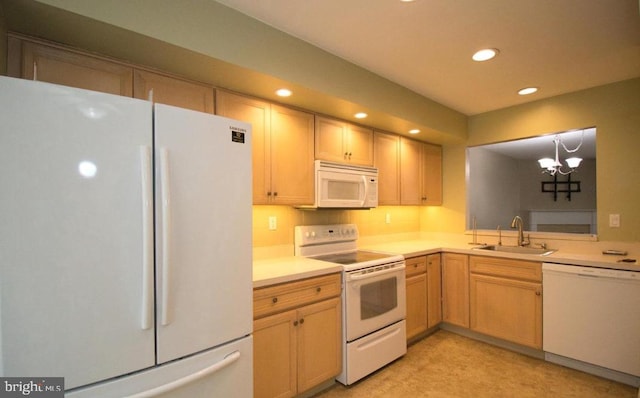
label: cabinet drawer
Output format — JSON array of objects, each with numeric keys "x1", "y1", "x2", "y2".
[
  {"x1": 254, "y1": 273, "x2": 341, "y2": 319},
  {"x1": 405, "y1": 256, "x2": 427, "y2": 277},
  {"x1": 469, "y1": 256, "x2": 541, "y2": 282}
]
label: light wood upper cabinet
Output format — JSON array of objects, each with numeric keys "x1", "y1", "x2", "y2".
[
  {"x1": 15, "y1": 40, "x2": 133, "y2": 96},
  {"x1": 315, "y1": 116, "x2": 374, "y2": 166},
  {"x1": 374, "y1": 131, "x2": 401, "y2": 205},
  {"x1": 469, "y1": 256, "x2": 542, "y2": 349},
  {"x1": 400, "y1": 137, "x2": 443, "y2": 205},
  {"x1": 216, "y1": 91, "x2": 314, "y2": 205},
  {"x1": 421, "y1": 143, "x2": 443, "y2": 205},
  {"x1": 133, "y1": 70, "x2": 214, "y2": 113},
  {"x1": 442, "y1": 253, "x2": 469, "y2": 328},
  {"x1": 270, "y1": 104, "x2": 315, "y2": 205}
]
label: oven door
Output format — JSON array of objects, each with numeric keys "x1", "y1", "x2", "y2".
[{"x1": 344, "y1": 262, "x2": 406, "y2": 341}]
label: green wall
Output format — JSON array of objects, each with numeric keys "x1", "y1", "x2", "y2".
[
  {"x1": 438, "y1": 79, "x2": 639, "y2": 242},
  {"x1": 4, "y1": 1, "x2": 639, "y2": 242}
]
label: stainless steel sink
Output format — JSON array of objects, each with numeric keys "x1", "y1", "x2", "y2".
[{"x1": 474, "y1": 244, "x2": 555, "y2": 256}]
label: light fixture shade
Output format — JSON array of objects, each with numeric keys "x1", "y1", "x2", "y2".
[
  {"x1": 565, "y1": 157, "x2": 582, "y2": 168},
  {"x1": 538, "y1": 158, "x2": 555, "y2": 169}
]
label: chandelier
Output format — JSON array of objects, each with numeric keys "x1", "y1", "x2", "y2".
[{"x1": 537, "y1": 132, "x2": 584, "y2": 175}]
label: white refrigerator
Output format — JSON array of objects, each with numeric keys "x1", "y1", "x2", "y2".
[{"x1": 0, "y1": 76, "x2": 253, "y2": 397}]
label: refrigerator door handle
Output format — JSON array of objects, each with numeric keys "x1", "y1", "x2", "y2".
[
  {"x1": 140, "y1": 146, "x2": 154, "y2": 330},
  {"x1": 159, "y1": 148, "x2": 172, "y2": 326},
  {"x1": 123, "y1": 351, "x2": 242, "y2": 398}
]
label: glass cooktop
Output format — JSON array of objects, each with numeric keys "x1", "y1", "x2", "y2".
[{"x1": 313, "y1": 250, "x2": 393, "y2": 265}]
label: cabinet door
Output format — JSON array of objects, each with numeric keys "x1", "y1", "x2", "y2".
[
  {"x1": 216, "y1": 91, "x2": 271, "y2": 204},
  {"x1": 442, "y1": 253, "x2": 469, "y2": 328},
  {"x1": 470, "y1": 274, "x2": 542, "y2": 348},
  {"x1": 406, "y1": 273, "x2": 428, "y2": 340},
  {"x1": 297, "y1": 298, "x2": 342, "y2": 394},
  {"x1": 400, "y1": 137, "x2": 422, "y2": 205},
  {"x1": 270, "y1": 105, "x2": 315, "y2": 205},
  {"x1": 374, "y1": 131, "x2": 401, "y2": 205},
  {"x1": 426, "y1": 254, "x2": 443, "y2": 327},
  {"x1": 253, "y1": 310, "x2": 298, "y2": 398},
  {"x1": 133, "y1": 70, "x2": 214, "y2": 113},
  {"x1": 347, "y1": 124, "x2": 374, "y2": 166},
  {"x1": 315, "y1": 116, "x2": 348, "y2": 163},
  {"x1": 421, "y1": 143, "x2": 443, "y2": 205},
  {"x1": 21, "y1": 41, "x2": 133, "y2": 96}
]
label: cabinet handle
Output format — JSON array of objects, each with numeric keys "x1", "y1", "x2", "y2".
[
  {"x1": 272, "y1": 297, "x2": 278, "y2": 304},
  {"x1": 536, "y1": 291, "x2": 541, "y2": 296},
  {"x1": 267, "y1": 192, "x2": 272, "y2": 196},
  {"x1": 293, "y1": 320, "x2": 298, "y2": 326},
  {"x1": 348, "y1": 152, "x2": 352, "y2": 159},
  {"x1": 316, "y1": 287, "x2": 321, "y2": 293},
  {"x1": 414, "y1": 264, "x2": 418, "y2": 268},
  {"x1": 273, "y1": 192, "x2": 278, "y2": 197},
  {"x1": 299, "y1": 318, "x2": 304, "y2": 325}
]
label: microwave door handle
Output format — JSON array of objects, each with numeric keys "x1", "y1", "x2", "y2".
[{"x1": 361, "y1": 175, "x2": 368, "y2": 206}]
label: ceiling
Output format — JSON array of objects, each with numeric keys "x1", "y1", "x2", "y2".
[
  {"x1": 214, "y1": 0, "x2": 640, "y2": 116},
  {"x1": 478, "y1": 128, "x2": 596, "y2": 160}
]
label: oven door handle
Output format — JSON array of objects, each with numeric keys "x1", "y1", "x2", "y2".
[{"x1": 348, "y1": 265, "x2": 404, "y2": 281}]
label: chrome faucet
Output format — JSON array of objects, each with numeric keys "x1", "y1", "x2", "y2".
[{"x1": 510, "y1": 216, "x2": 528, "y2": 246}]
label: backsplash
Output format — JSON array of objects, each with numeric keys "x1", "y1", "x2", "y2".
[{"x1": 252, "y1": 205, "x2": 422, "y2": 248}]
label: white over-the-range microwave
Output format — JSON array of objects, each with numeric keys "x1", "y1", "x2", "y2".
[{"x1": 298, "y1": 160, "x2": 378, "y2": 209}]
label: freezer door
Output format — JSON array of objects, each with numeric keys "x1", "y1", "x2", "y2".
[
  {"x1": 154, "y1": 104, "x2": 253, "y2": 363},
  {"x1": 0, "y1": 77, "x2": 155, "y2": 388},
  {"x1": 66, "y1": 336, "x2": 253, "y2": 398}
]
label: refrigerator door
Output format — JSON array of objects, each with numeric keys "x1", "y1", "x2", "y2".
[
  {"x1": 0, "y1": 77, "x2": 155, "y2": 388},
  {"x1": 153, "y1": 104, "x2": 252, "y2": 363},
  {"x1": 67, "y1": 335, "x2": 253, "y2": 398}
]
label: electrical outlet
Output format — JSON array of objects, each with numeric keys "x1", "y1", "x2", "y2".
[
  {"x1": 609, "y1": 214, "x2": 620, "y2": 228},
  {"x1": 268, "y1": 216, "x2": 277, "y2": 231},
  {"x1": 385, "y1": 213, "x2": 391, "y2": 224}
]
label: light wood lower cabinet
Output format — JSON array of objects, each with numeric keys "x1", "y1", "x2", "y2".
[
  {"x1": 405, "y1": 254, "x2": 442, "y2": 341},
  {"x1": 426, "y1": 254, "x2": 443, "y2": 327},
  {"x1": 405, "y1": 256, "x2": 428, "y2": 340},
  {"x1": 469, "y1": 256, "x2": 542, "y2": 349},
  {"x1": 253, "y1": 274, "x2": 342, "y2": 398},
  {"x1": 442, "y1": 253, "x2": 469, "y2": 328}
]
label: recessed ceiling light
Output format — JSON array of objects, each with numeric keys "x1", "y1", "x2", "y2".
[
  {"x1": 472, "y1": 48, "x2": 499, "y2": 62},
  {"x1": 409, "y1": 129, "x2": 420, "y2": 134},
  {"x1": 518, "y1": 87, "x2": 538, "y2": 96},
  {"x1": 275, "y1": 88, "x2": 292, "y2": 97},
  {"x1": 354, "y1": 112, "x2": 368, "y2": 119}
]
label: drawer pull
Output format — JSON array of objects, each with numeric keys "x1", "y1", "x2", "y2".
[
  {"x1": 316, "y1": 287, "x2": 322, "y2": 293},
  {"x1": 272, "y1": 297, "x2": 278, "y2": 304}
]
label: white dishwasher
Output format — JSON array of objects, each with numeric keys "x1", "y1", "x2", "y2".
[{"x1": 542, "y1": 262, "x2": 640, "y2": 386}]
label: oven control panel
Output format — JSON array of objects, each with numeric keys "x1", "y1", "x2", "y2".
[{"x1": 295, "y1": 224, "x2": 359, "y2": 246}]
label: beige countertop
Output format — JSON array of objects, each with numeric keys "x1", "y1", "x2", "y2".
[
  {"x1": 253, "y1": 235, "x2": 639, "y2": 288},
  {"x1": 253, "y1": 256, "x2": 343, "y2": 288}
]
